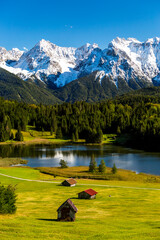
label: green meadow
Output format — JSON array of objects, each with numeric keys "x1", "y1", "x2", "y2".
[
  {"x1": 0, "y1": 167, "x2": 160, "y2": 240},
  {"x1": 0, "y1": 125, "x2": 116, "y2": 146}
]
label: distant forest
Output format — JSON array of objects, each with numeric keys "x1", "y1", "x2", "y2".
[{"x1": 0, "y1": 94, "x2": 160, "y2": 151}]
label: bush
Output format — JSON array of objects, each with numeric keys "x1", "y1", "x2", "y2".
[
  {"x1": 59, "y1": 159, "x2": 68, "y2": 168},
  {"x1": 0, "y1": 184, "x2": 17, "y2": 214}
]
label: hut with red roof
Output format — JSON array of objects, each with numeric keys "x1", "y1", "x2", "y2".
[
  {"x1": 78, "y1": 189, "x2": 98, "y2": 199},
  {"x1": 57, "y1": 199, "x2": 78, "y2": 221}
]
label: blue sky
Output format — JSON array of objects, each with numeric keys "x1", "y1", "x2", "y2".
[{"x1": 0, "y1": 0, "x2": 160, "y2": 50}]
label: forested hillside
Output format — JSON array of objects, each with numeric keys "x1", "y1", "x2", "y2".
[
  {"x1": 0, "y1": 95, "x2": 160, "y2": 150},
  {"x1": 0, "y1": 68, "x2": 62, "y2": 104}
]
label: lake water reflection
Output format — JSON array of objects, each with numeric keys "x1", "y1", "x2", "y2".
[{"x1": 0, "y1": 144, "x2": 160, "y2": 175}]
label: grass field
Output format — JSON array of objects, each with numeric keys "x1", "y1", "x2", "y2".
[
  {"x1": 1, "y1": 126, "x2": 71, "y2": 145},
  {"x1": 37, "y1": 166, "x2": 160, "y2": 183},
  {"x1": 0, "y1": 125, "x2": 116, "y2": 145},
  {"x1": 0, "y1": 167, "x2": 160, "y2": 240},
  {"x1": 0, "y1": 158, "x2": 27, "y2": 167}
]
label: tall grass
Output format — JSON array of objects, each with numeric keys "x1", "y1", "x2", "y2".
[{"x1": 0, "y1": 167, "x2": 160, "y2": 239}]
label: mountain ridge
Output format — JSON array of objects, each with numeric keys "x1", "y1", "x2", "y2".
[
  {"x1": 1, "y1": 37, "x2": 160, "y2": 88},
  {"x1": 1, "y1": 37, "x2": 160, "y2": 102}
]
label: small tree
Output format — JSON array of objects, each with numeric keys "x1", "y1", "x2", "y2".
[
  {"x1": 75, "y1": 129, "x2": 79, "y2": 141},
  {"x1": 15, "y1": 128, "x2": 23, "y2": 141},
  {"x1": 89, "y1": 155, "x2": 97, "y2": 172},
  {"x1": 117, "y1": 126, "x2": 121, "y2": 135},
  {"x1": 10, "y1": 131, "x2": 14, "y2": 140},
  {"x1": 99, "y1": 160, "x2": 106, "y2": 173},
  {"x1": 59, "y1": 159, "x2": 68, "y2": 168},
  {"x1": 50, "y1": 127, "x2": 53, "y2": 136},
  {"x1": 42, "y1": 128, "x2": 44, "y2": 136},
  {"x1": 112, "y1": 163, "x2": 117, "y2": 174},
  {"x1": 72, "y1": 133, "x2": 75, "y2": 142},
  {"x1": 56, "y1": 127, "x2": 62, "y2": 139},
  {"x1": 0, "y1": 184, "x2": 17, "y2": 214}
]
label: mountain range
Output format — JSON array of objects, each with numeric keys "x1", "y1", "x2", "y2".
[{"x1": 1, "y1": 37, "x2": 160, "y2": 103}]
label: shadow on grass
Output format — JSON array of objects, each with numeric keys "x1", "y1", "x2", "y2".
[{"x1": 37, "y1": 218, "x2": 57, "y2": 222}]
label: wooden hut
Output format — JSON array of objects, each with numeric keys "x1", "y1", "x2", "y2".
[
  {"x1": 61, "y1": 178, "x2": 77, "y2": 187},
  {"x1": 57, "y1": 199, "x2": 78, "y2": 221},
  {"x1": 78, "y1": 189, "x2": 98, "y2": 199}
]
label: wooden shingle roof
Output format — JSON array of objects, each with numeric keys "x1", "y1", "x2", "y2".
[
  {"x1": 57, "y1": 199, "x2": 78, "y2": 212},
  {"x1": 63, "y1": 178, "x2": 77, "y2": 185}
]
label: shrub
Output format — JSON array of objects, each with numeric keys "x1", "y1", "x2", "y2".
[{"x1": 0, "y1": 184, "x2": 17, "y2": 214}]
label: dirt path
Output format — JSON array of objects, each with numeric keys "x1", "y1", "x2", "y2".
[{"x1": 1, "y1": 172, "x2": 160, "y2": 191}]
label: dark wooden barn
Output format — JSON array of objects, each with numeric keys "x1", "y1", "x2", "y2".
[
  {"x1": 57, "y1": 199, "x2": 78, "y2": 221},
  {"x1": 78, "y1": 189, "x2": 98, "y2": 199},
  {"x1": 61, "y1": 178, "x2": 77, "y2": 187}
]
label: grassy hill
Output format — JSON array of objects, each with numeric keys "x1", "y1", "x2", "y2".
[{"x1": 0, "y1": 167, "x2": 160, "y2": 240}]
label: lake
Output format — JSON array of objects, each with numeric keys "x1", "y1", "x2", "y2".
[{"x1": 1, "y1": 144, "x2": 160, "y2": 175}]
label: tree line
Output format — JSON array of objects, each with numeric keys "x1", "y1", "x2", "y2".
[{"x1": 0, "y1": 95, "x2": 160, "y2": 150}]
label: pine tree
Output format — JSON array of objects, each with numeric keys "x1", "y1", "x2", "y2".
[
  {"x1": 56, "y1": 127, "x2": 62, "y2": 139},
  {"x1": 42, "y1": 128, "x2": 44, "y2": 136},
  {"x1": 75, "y1": 129, "x2": 79, "y2": 141},
  {"x1": 15, "y1": 128, "x2": 23, "y2": 141},
  {"x1": 10, "y1": 131, "x2": 14, "y2": 140},
  {"x1": 99, "y1": 160, "x2": 106, "y2": 173},
  {"x1": 117, "y1": 126, "x2": 121, "y2": 135},
  {"x1": 0, "y1": 184, "x2": 17, "y2": 214},
  {"x1": 0, "y1": 124, "x2": 6, "y2": 142},
  {"x1": 50, "y1": 127, "x2": 53, "y2": 136},
  {"x1": 112, "y1": 163, "x2": 117, "y2": 174},
  {"x1": 89, "y1": 155, "x2": 97, "y2": 172},
  {"x1": 72, "y1": 133, "x2": 75, "y2": 142},
  {"x1": 97, "y1": 128, "x2": 103, "y2": 143}
]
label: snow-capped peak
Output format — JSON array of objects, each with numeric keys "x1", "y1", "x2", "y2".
[
  {"x1": 145, "y1": 37, "x2": 160, "y2": 45},
  {"x1": 76, "y1": 42, "x2": 99, "y2": 61},
  {"x1": 110, "y1": 37, "x2": 142, "y2": 50},
  {"x1": 77, "y1": 42, "x2": 99, "y2": 52},
  {"x1": 35, "y1": 39, "x2": 56, "y2": 52},
  {"x1": 1, "y1": 37, "x2": 160, "y2": 89},
  {"x1": 0, "y1": 46, "x2": 23, "y2": 62}
]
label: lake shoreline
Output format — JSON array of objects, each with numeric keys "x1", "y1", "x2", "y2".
[
  {"x1": 0, "y1": 142, "x2": 160, "y2": 176},
  {"x1": 1, "y1": 134, "x2": 160, "y2": 153}
]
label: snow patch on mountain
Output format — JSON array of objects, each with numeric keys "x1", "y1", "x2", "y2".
[{"x1": 95, "y1": 71, "x2": 106, "y2": 84}]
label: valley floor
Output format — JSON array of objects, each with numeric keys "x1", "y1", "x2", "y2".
[{"x1": 0, "y1": 167, "x2": 160, "y2": 240}]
